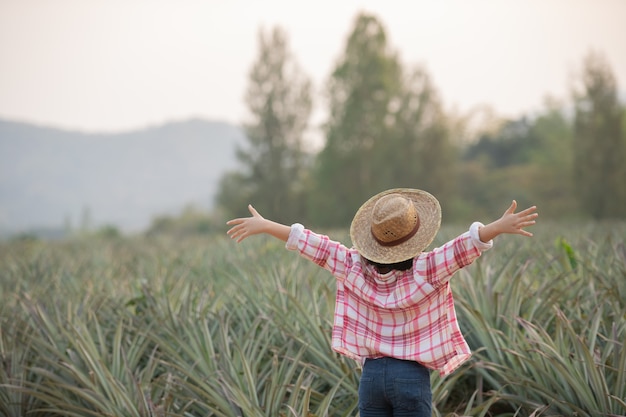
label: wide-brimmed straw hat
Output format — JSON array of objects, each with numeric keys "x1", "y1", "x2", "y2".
[{"x1": 350, "y1": 188, "x2": 441, "y2": 264}]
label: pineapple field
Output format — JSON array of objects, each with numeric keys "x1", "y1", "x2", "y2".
[{"x1": 1, "y1": 222, "x2": 625, "y2": 416}]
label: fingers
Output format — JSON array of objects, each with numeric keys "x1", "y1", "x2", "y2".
[
  {"x1": 516, "y1": 221, "x2": 536, "y2": 233},
  {"x1": 233, "y1": 231, "x2": 248, "y2": 243},
  {"x1": 226, "y1": 223, "x2": 248, "y2": 242},
  {"x1": 225, "y1": 223, "x2": 239, "y2": 237},
  {"x1": 512, "y1": 210, "x2": 538, "y2": 237},
  {"x1": 226, "y1": 204, "x2": 262, "y2": 243},
  {"x1": 507, "y1": 200, "x2": 537, "y2": 217},
  {"x1": 517, "y1": 211, "x2": 538, "y2": 230},
  {"x1": 226, "y1": 218, "x2": 246, "y2": 235},
  {"x1": 518, "y1": 205, "x2": 538, "y2": 216},
  {"x1": 510, "y1": 203, "x2": 538, "y2": 227},
  {"x1": 506, "y1": 200, "x2": 518, "y2": 214},
  {"x1": 518, "y1": 211, "x2": 538, "y2": 222}
]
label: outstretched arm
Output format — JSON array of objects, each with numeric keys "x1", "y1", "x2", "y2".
[
  {"x1": 226, "y1": 204, "x2": 291, "y2": 243},
  {"x1": 478, "y1": 200, "x2": 538, "y2": 243}
]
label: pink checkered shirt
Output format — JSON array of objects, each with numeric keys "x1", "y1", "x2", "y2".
[{"x1": 286, "y1": 222, "x2": 492, "y2": 376}]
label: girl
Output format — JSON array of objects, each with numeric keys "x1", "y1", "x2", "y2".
[{"x1": 227, "y1": 188, "x2": 538, "y2": 417}]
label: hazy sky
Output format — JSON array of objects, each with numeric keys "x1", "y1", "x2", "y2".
[{"x1": 1, "y1": 0, "x2": 625, "y2": 133}]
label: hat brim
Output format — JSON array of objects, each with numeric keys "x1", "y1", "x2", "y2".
[{"x1": 350, "y1": 188, "x2": 441, "y2": 264}]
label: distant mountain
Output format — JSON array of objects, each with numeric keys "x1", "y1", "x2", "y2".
[{"x1": 0, "y1": 118, "x2": 246, "y2": 235}]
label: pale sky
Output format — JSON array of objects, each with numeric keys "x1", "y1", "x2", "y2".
[{"x1": 1, "y1": 0, "x2": 625, "y2": 133}]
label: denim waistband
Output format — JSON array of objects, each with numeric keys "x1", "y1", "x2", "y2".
[{"x1": 363, "y1": 356, "x2": 427, "y2": 369}]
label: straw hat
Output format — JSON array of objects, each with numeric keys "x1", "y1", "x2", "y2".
[{"x1": 350, "y1": 188, "x2": 441, "y2": 264}]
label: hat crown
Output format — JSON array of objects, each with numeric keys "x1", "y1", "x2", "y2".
[
  {"x1": 350, "y1": 188, "x2": 441, "y2": 264},
  {"x1": 370, "y1": 194, "x2": 420, "y2": 245}
]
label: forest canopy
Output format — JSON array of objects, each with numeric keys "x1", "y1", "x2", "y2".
[{"x1": 216, "y1": 13, "x2": 626, "y2": 228}]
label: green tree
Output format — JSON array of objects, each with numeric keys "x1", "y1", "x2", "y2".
[
  {"x1": 458, "y1": 117, "x2": 537, "y2": 220},
  {"x1": 572, "y1": 51, "x2": 626, "y2": 218},
  {"x1": 310, "y1": 13, "x2": 455, "y2": 227},
  {"x1": 310, "y1": 13, "x2": 402, "y2": 227},
  {"x1": 217, "y1": 26, "x2": 312, "y2": 224},
  {"x1": 387, "y1": 67, "x2": 457, "y2": 219},
  {"x1": 527, "y1": 100, "x2": 576, "y2": 217},
  {"x1": 459, "y1": 105, "x2": 577, "y2": 220},
  {"x1": 464, "y1": 118, "x2": 539, "y2": 168}
]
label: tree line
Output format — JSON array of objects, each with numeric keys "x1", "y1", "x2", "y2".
[{"x1": 216, "y1": 12, "x2": 626, "y2": 228}]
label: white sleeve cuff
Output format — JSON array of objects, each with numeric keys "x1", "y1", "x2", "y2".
[
  {"x1": 285, "y1": 223, "x2": 305, "y2": 250},
  {"x1": 469, "y1": 221, "x2": 493, "y2": 251}
]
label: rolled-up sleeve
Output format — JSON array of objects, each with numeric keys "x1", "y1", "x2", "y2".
[
  {"x1": 285, "y1": 224, "x2": 352, "y2": 279},
  {"x1": 286, "y1": 223, "x2": 305, "y2": 250},
  {"x1": 469, "y1": 222, "x2": 494, "y2": 251}
]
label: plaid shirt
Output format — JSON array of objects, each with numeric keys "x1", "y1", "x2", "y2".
[{"x1": 286, "y1": 222, "x2": 492, "y2": 376}]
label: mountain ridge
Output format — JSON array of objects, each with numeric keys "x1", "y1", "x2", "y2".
[{"x1": 0, "y1": 118, "x2": 246, "y2": 235}]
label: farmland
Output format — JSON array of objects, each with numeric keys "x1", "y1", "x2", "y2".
[{"x1": 1, "y1": 222, "x2": 625, "y2": 416}]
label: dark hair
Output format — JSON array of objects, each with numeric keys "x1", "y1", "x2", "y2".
[{"x1": 363, "y1": 257, "x2": 413, "y2": 274}]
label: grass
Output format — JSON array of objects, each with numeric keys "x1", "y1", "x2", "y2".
[{"x1": 0, "y1": 222, "x2": 625, "y2": 416}]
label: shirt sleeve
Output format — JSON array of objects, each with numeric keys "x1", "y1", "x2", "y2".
[
  {"x1": 286, "y1": 223, "x2": 305, "y2": 250},
  {"x1": 417, "y1": 222, "x2": 493, "y2": 288},
  {"x1": 285, "y1": 223, "x2": 351, "y2": 279},
  {"x1": 469, "y1": 221, "x2": 494, "y2": 251}
]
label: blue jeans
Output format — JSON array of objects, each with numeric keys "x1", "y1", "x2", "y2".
[{"x1": 359, "y1": 357, "x2": 432, "y2": 417}]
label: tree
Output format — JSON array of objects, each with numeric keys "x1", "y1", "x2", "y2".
[
  {"x1": 389, "y1": 67, "x2": 457, "y2": 218},
  {"x1": 464, "y1": 118, "x2": 539, "y2": 169},
  {"x1": 572, "y1": 51, "x2": 626, "y2": 218},
  {"x1": 310, "y1": 13, "x2": 402, "y2": 227},
  {"x1": 458, "y1": 117, "x2": 539, "y2": 220},
  {"x1": 216, "y1": 26, "x2": 312, "y2": 224},
  {"x1": 310, "y1": 13, "x2": 454, "y2": 227},
  {"x1": 527, "y1": 99, "x2": 576, "y2": 217}
]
